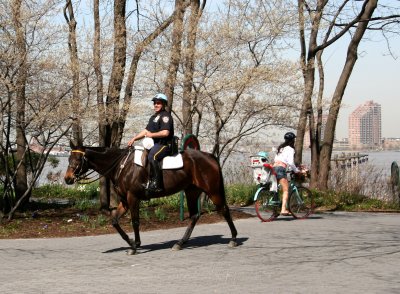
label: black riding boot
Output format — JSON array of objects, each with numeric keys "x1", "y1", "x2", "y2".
[{"x1": 147, "y1": 160, "x2": 163, "y2": 193}]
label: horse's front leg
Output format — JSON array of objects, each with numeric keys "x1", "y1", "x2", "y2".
[
  {"x1": 111, "y1": 202, "x2": 136, "y2": 255},
  {"x1": 129, "y1": 195, "x2": 141, "y2": 248}
]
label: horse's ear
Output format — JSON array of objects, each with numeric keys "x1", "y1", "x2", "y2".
[{"x1": 70, "y1": 140, "x2": 76, "y2": 150}]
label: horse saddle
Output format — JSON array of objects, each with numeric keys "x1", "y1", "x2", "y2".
[{"x1": 133, "y1": 146, "x2": 183, "y2": 169}]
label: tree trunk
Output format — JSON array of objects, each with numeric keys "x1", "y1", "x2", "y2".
[
  {"x1": 64, "y1": 0, "x2": 83, "y2": 146},
  {"x1": 12, "y1": 0, "x2": 29, "y2": 204},
  {"x1": 308, "y1": 50, "x2": 325, "y2": 187},
  {"x1": 182, "y1": 0, "x2": 203, "y2": 136},
  {"x1": 104, "y1": 0, "x2": 126, "y2": 149},
  {"x1": 294, "y1": 0, "x2": 326, "y2": 167},
  {"x1": 93, "y1": 0, "x2": 109, "y2": 211},
  {"x1": 318, "y1": 0, "x2": 378, "y2": 190},
  {"x1": 164, "y1": 0, "x2": 186, "y2": 111}
]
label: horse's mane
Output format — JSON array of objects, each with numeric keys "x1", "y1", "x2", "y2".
[{"x1": 83, "y1": 146, "x2": 129, "y2": 156}]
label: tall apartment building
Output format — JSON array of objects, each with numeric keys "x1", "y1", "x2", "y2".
[{"x1": 348, "y1": 100, "x2": 381, "y2": 149}]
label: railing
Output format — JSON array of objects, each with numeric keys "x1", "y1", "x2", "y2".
[
  {"x1": 329, "y1": 152, "x2": 369, "y2": 191},
  {"x1": 331, "y1": 152, "x2": 368, "y2": 169}
]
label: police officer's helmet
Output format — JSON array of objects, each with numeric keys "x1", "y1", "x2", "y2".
[
  {"x1": 152, "y1": 93, "x2": 168, "y2": 104},
  {"x1": 284, "y1": 132, "x2": 296, "y2": 141}
]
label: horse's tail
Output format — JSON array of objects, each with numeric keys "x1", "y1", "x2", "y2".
[{"x1": 211, "y1": 154, "x2": 227, "y2": 203}]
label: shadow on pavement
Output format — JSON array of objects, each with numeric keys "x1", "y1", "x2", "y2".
[{"x1": 102, "y1": 235, "x2": 248, "y2": 254}]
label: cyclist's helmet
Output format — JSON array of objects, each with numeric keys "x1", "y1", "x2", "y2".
[
  {"x1": 152, "y1": 93, "x2": 168, "y2": 104},
  {"x1": 257, "y1": 151, "x2": 269, "y2": 162},
  {"x1": 284, "y1": 132, "x2": 296, "y2": 141}
]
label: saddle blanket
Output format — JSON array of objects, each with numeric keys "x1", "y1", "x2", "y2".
[{"x1": 134, "y1": 147, "x2": 183, "y2": 169}]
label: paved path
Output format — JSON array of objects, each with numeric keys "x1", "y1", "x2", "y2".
[{"x1": 0, "y1": 211, "x2": 399, "y2": 293}]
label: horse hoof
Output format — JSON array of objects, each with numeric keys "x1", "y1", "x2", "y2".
[
  {"x1": 126, "y1": 248, "x2": 136, "y2": 255},
  {"x1": 172, "y1": 243, "x2": 182, "y2": 251},
  {"x1": 228, "y1": 240, "x2": 237, "y2": 248}
]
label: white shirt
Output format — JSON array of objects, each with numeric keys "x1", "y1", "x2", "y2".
[{"x1": 274, "y1": 146, "x2": 299, "y2": 172}]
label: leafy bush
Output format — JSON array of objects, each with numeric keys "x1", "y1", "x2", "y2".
[
  {"x1": 74, "y1": 199, "x2": 97, "y2": 210},
  {"x1": 32, "y1": 183, "x2": 99, "y2": 200},
  {"x1": 311, "y1": 189, "x2": 398, "y2": 211},
  {"x1": 225, "y1": 184, "x2": 257, "y2": 206},
  {"x1": 154, "y1": 206, "x2": 167, "y2": 221},
  {"x1": 145, "y1": 193, "x2": 181, "y2": 209}
]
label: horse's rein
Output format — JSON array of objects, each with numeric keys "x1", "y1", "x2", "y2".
[
  {"x1": 115, "y1": 147, "x2": 133, "y2": 180},
  {"x1": 71, "y1": 148, "x2": 132, "y2": 184}
]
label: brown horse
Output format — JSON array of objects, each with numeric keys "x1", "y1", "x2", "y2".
[{"x1": 64, "y1": 144, "x2": 238, "y2": 254}]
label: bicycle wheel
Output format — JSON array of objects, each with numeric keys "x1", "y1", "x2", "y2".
[
  {"x1": 288, "y1": 186, "x2": 314, "y2": 219},
  {"x1": 254, "y1": 187, "x2": 280, "y2": 222}
]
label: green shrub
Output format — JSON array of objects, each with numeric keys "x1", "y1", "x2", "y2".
[
  {"x1": 146, "y1": 193, "x2": 181, "y2": 210},
  {"x1": 154, "y1": 206, "x2": 167, "y2": 221},
  {"x1": 74, "y1": 199, "x2": 97, "y2": 210},
  {"x1": 140, "y1": 207, "x2": 150, "y2": 221},
  {"x1": 95, "y1": 214, "x2": 108, "y2": 226},
  {"x1": 32, "y1": 183, "x2": 99, "y2": 200},
  {"x1": 311, "y1": 189, "x2": 399, "y2": 211},
  {"x1": 225, "y1": 184, "x2": 257, "y2": 206}
]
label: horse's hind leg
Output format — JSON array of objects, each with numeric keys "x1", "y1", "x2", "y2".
[
  {"x1": 172, "y1": 188, "x2": 201, "y2": 251},
  {"x1": 220, "y1": 203, "x2": 238, "y2": 247},
  {"x1": 111, "y1": 202, "x2": 136, "y2": 254},
  {"x1": 210, "y1": 197, "x2": 238, "y2": 248}
]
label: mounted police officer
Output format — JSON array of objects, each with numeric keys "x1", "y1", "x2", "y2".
[{"x1": 128, "y1": 93, "x2": 174, "y2": 193}]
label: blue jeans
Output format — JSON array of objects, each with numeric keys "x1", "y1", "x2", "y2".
[{"x1": 273, "y1": 166, "x2": 287, "y2": 181}]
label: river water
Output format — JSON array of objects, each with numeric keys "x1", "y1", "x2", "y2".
[{"x1": 38, "y1": 150, "x2": 400, "y2": 186}]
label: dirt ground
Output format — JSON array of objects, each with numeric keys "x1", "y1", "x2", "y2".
[{"x1": 0, "y1": 203, "x2": 253, "y2": 239}]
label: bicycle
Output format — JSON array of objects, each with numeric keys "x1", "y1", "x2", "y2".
[{"x1": 252, "y1": 163, "x2": 314, "y2": 222}]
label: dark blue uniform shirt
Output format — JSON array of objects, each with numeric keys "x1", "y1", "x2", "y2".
[{"x1": 145, "y1": 110, "x2": 174, "y2": 145}]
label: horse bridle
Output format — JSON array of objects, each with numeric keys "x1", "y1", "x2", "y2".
[
  {"x1": 69, "y1": 148, "x2": 133, "y2": 184},
  {"x1": 69, "y1": 150, "x2": 91, "y2": 182}
]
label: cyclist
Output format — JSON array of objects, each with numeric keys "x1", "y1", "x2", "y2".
[{"x1": 272, "y1": 132, "x2": 302, "y2": 216}]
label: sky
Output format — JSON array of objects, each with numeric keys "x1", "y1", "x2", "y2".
[{"x1": 318, "y1": 30, "x2": 400, "y2": 140}]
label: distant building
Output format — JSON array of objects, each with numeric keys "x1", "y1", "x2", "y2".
[{"x1": 348, "y1": 101, "x2": 381, "y2": 149}]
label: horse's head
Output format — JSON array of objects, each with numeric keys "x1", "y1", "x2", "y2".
[{"x1": 64, "y1": 144, "x2": 89, "y2": 185}]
